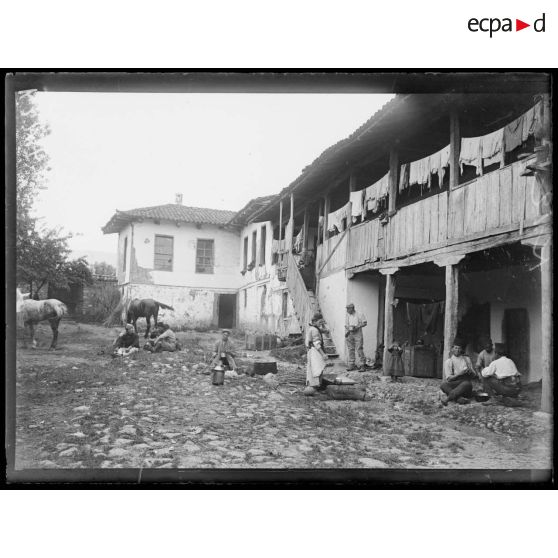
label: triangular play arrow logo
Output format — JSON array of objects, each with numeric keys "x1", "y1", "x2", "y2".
[{"x1": 516, "y1": 19, "x2": 530, "y2": 31}]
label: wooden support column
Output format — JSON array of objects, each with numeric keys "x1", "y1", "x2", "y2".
[
  {"x1": 278, "y1": 198, "x2": 283, "y2": 243},
  {"x1": 289, "y1": 192, "x2": 294, "y2": 249},
  {"x1": 523, "y1": 235, "x2": 553, "y2": 414},
  {"x1": 388, "y1": 148, "x2": 398, "y2": 214},
  {"x1": 435, "y1": 255, "x2": 465, "y2": 363},
  {"x1": 449, "y1": 111, "x2": 460, "y2": 191},
  {"x1": 302, "y1": 205, "x2": 309, "y2": 253},
  {"x1": 322, "y1": 195, "x2": 330, "y2": 245},
  {"x1": 540, "y1": 238, "x2": 553, "y2": 414},
  {"x1": 379, "y1": 267, "x2": 398, "y2": 375},
  {"x1": 348, "y1": 173, "x2": 357, "y2": 228}
]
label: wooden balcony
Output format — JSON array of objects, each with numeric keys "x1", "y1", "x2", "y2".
[{"x1": 320, "y1": 156, "x2": 547, "y2": 275}]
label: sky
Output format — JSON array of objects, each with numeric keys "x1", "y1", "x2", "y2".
[{"x1": 32, "y1": 92, "x2": 394, "y2": 265}]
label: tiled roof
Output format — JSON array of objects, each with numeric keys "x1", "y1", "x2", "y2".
[{"x1": 102, "y1": 204, "x2": 237, "y2": 234}]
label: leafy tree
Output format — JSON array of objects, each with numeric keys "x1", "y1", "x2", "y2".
[
  {"x1": 92, "y1": 261, "x2": 116, "y2": 277},
  {"x1": 15, "y1": 91, "x2": 93, "y2": 297}
]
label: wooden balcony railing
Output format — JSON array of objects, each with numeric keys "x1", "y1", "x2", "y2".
[
  {"x1": 285, "y1": 250, "x2": 317, "y2": 331},
  {"x1": 323, "y1": 156, "x2": 545, "y2": 273}
]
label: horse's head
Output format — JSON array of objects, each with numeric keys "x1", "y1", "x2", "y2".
[{"x1": 16, "y1": 288, "x2": 31, "y2": 312}]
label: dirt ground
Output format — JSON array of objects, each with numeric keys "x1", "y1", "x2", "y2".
[{"x1": 12, "y1": 321, "x2": 553, "y2": 470}]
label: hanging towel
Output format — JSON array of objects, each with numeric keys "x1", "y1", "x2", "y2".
[
  {"x1": 460, "y1": 136, "x2": 482, "y2": 174},
  {"x1": 522, "y1": 101, "x2": 543, "y2": 142},
  {"x1": 349, "y1": 189, "x2": 364, "y2": 218},
  {"x1": 294, "y1": 229, "x2": 303, "y2": 253},
  {"x1": 429, "y1": 145, "x2": 450, "y2": 184},
  {"x1": 364, "y1": 173, "x2": 389, "y2": 213},
  {"x1": 504, "y1": 112, "x2": 525, "y2": 153},
  {"x1": 409, "y1": 155, "x2": 431, "y2": 186},
  {"x1": 327, "y1": 202, "x2": 349, "y2": 233},
  {"x1": 399, "y1": 163, "x2": 410, "y2": 192},
  {"x1": 481, "y1": 128, "x2": 504, "y2": 168}
]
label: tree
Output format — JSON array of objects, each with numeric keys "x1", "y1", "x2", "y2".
[
  {"x1": 15, "y1": 91, "x2": 93, "y2": 296},
  {"x1": 92, "y1": 261, "x2": 116, "y2": 277}
]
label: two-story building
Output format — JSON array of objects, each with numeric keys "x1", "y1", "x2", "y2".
[{"x1": 102, "y1": 195, "x2": 242, "y2": 329}]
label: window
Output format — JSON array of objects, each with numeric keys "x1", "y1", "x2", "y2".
[
  {"x1": 196, "y1": 239, "x2": 214, "y2": 274},
  {"x1": 251, "y1": 230, "x2": 257, "y2": 264},
  {"x1": 282, "y1": 291, "x2": 289, "y2": 318},
  {"x1": 243, "y1": 237, "x2": 248, "y2": 270},
  {"x1": 122, "y1": 237, "x2": 128, "y2": 272},
  {"x1": 260, "y1": 226, "x2": 266, "y2": 265},
  {"x1": 154, "y1": 235, "x2": 173, "y2": 271}
]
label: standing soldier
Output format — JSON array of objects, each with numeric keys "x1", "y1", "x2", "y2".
[{"x1": 345, "y1": 303, "x2": 367, "y2": 371}]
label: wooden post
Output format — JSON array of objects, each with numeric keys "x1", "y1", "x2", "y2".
[
  {"x1": 322, "y1": 195, "x2": 330, "y2": 245},
  {"x1": 388, "y1": 148, "x2": 398, "y2": 214},
  {"x1": 380, "y1": 268, "x2": 398, "y2": 375},
  {"x1": 302, "y1": 205, "x2": 309, "y2": 254},
  {"x1": 435, "y1": 255, "x2": 465, "y2": 363},
  {"x1": 449, "y1": 111, "x2": 460, "y2": 191},
  {"x1": 348, "y1": 173, "x2": 357, "y2": 228},
  {"x1": 540, "y1": 238, "x2": 553, "y2": 414},
  {"x1": 278, "y1": 198, "x2": 283, "y2": 243},
  {"x1": 289, "y1": 192, "x2": 294, "y2": 249}
]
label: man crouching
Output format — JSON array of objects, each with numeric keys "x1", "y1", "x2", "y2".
[
  {"x1": 439, "y1": 343, "x2": 477, "y2": 406},
  {"x1": 144, "y1": 322, "x2": 178, "y2": 353},
  {"x1": 112, "y1": 323, "x2": 140, "y2": 357}
]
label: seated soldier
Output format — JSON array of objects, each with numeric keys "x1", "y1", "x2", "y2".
[
  {"x1": 481, "y1": 343, "x2": 521, "y2": 398},
  {"x1": 211, "y1": 330, "x2": 237, "y2": 370},
  {"x1": 145, "y1": 322, "x2": 177, "y2": 353},
  {"x1": 439, "y1": 343, "x2": 477, "y2": 406},
  {"x1": 113, "y1": 323, "x2": 140, "y2": 357}
]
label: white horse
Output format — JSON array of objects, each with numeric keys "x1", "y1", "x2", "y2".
[{"x1": 17, "y1": 288, "x2": 68, "y2": 349}]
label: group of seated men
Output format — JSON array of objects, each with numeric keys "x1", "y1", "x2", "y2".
[
  {"x1": 112, "y1": 322, "x2": 178, "y2": 357},
  {"x1": 112, "y1": 325, "x2": 238, "y2": 371},
  {"x1": 440, "y1": 339, "x2": 522, "y2": 406}
]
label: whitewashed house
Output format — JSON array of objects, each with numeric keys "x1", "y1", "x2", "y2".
[{"x1": 102, "y1": 195, "x2": 241, "y2": 329}]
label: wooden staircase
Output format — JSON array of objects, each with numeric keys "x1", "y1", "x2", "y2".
[{"x1": 284, "y1": 251, "x2": 340, "y2": 363}]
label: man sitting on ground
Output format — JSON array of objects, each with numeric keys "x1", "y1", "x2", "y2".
[
  {"x1": 144, "y1": 322, "x2": 178, "y2": 352},
  {"x1": 211, "y1": 329, "x2": 237, "y2": 370},
  {"x1": 439, "y1": 343, "x2": 477, "y2": 406},
  {"x1": 481, "y1": 343, "x2": 521, "y2": 400},
  {"x1": 476, "y1": 338, "x2": 496, "y2": 381},
  {"x1": 113, "y1": 323, "x2": 140, "y2": 357}
]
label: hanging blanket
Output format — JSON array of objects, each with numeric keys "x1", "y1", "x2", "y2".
[
  {"x1": 481, "y1": 128, "x2": 504, "y2": 168},
  {"x1": 399, "y1": 163, "x2": 410, "y2": 192},
  {"x1": 429, "y1": 145, "x2": 450, "y2": 184},
  {"x1": 327, "y1": 202, "x2": 350, "y2": 233},
  {"x1": 409, "y1": 155, "x2": 431, "y2": 186},
  {"x1": 460, "y1": 136, "x2": 482, "y2": 174},
  {"x1": 350, "y1": 189, "x2": 364, "y2": 220},
  {"x1": 364, "y1": 173, "x2": 389, "y2": 212}
]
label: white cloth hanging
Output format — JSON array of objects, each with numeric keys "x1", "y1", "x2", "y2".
[
  {"x1": 294, "y1": 229, "x2": 303, "y2": 253},
  {"x1": 481, "y1": 128, "x2": 504, "y2": 168},
  {"x1": 327, "y1": 202, "x2": 350, "y2": 233},
  {"x1": 429, "y1": 144, "x2": 450, "y2": 184},
  {"x1": 349, "y1": 189, "x2": 364, "y2": 218},
  {"x1": 364, "y1": 173, "x2": 389, "y2": 212},
  {"x1": 409, "y1": 155, "x2": 431, "y2": 186},
  {"x1": 460, "y1": 136, "x2": 482, "y2": 174}
]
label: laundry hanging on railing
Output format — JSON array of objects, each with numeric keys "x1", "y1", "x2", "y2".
[
  {"x1": 293, "y1": 229, "x2": 304, "y2": 253},
  {"x1": 504, "y1": 101, "x2": 543, "y2": 153},
  {"x1": 459, "y1": 136, "x2": 482, "y2": 174},
  {"x1": 409, "y1": 155, "x2": 431, "y2": 187},
  {"x1": 365, "y1": 172, "x2": 389, "y2": 212},
  {"x1": 327, "y1": 201, "x2": 350, "y2": 233},
  {"x1": 349, "y1": 189, "x2": 364, "y2": 222},
  {"x1": 480, "y1": 128, "x2": 504, "y2": 168},
  {"x1": 398, "y1": 163, "x2": 410, "y2": 192},
  {"x1": 428, "y1": 144, "x2": 450, "y2": 184}
]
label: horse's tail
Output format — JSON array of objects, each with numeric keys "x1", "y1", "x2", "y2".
[{"x1": 156, "y1": 301, "x2": 175, "y2": 311}]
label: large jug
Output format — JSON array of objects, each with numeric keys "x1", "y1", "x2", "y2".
[{"x1": 212, "y1": 365, "x2": 225, "y2": 386}]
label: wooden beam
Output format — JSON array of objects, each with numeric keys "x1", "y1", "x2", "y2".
[
  {"x1": 289, "y1": 192, "x2": 294, "y2": 249},
  {"x1": 382, "y1": 272, "x2": 396, "y2": 375},
  {"x1": 322, "y1": 195, "x2": 330, "y2": 245},
  {"x1": 388, "y1": 147, "x2": 399, "y2": 214},
  {"x1": 449, "y1": 111, "x2": 460, "y2": 191},
  {"x1": 442, "y1": 262, "x2": 459, "y2": 363},
  {"x1": 540, "y1": 237, "x2": 553, "y2": 414},
  {"x1": 278, "y1": 198, "x2": 283, "y2": 242},
  {"x1": 302, "y1": 205, "x2": 309, "y2": 253}
]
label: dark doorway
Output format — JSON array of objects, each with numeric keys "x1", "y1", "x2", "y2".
[
  {"x1": 218, "y1": 294, "x2": 236, "y2": 329},
  {"x1": 456, "y1": 302, "x2": 491, "y2": 353},
  {"x1": 503, "y1": 308, "x2": 529, "y2": 374}
]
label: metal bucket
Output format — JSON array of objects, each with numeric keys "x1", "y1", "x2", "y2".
[{"x1": 212, "y1": 366, "x2": 225, "y2": 386}]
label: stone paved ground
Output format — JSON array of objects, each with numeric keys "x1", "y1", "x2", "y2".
[{"x1": 13, "y1": 322, "x2": 552, "y2": 470}]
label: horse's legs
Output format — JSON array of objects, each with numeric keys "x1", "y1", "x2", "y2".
[
  {"x1": 28, "y1": 322, "x2": 37, "y2": 348},
  {"x1": 48, "y1": 318, "x2": 61, "y2": 350},
  {"x1": 145, "y1": 314, "x2": 151, "y2": 339}
]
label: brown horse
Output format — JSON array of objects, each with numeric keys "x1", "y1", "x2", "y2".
[{"x1": 126, "y1": 298, "x2": 175, "y2": 338}]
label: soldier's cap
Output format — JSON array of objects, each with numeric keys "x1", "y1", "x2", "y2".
[{"x1": 346, "y1": 303, "x2": 355, "y2": 308}]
